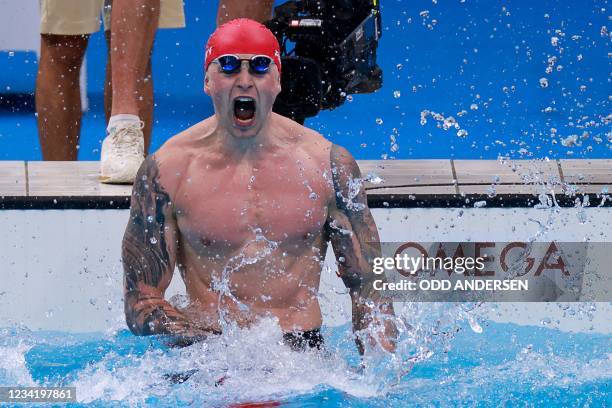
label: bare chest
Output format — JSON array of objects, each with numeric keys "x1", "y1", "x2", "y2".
[{"x1": 172, "y1": 159, "x2": 333, "y2": 248}]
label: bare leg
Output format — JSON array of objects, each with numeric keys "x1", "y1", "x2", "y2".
[
  {"x1": 36, "y1": 34, "x2": 89, "y2": 161},
  {"x1": 105, "y1": 31, "x2": 153, "y2": 152},
  {"x1": 109, "y1": 0, "x2": 158, "y2": 152},
  {"x1": 217, "y1": 0, "x2": 275, "y2": 26},
  {"x1": 104, "y1": 32, "x2": 112, "y2": 126}
]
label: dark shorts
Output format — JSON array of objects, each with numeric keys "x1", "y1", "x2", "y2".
[
  {"x1": 282, "y1": 329, "x2": 324, "y2": 352},
  {"x1": 165, "y1": 329, "x2": 325, "y2": 384}
]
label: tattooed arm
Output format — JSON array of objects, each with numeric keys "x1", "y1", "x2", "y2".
[
  {"x1": 122, "y1": 156, "x2": 212, "y2": 343},
  {"x1": 325, "y1": 144, "x2": 397, "y2": 354}
]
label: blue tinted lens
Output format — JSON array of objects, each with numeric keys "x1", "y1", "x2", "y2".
[
  {"x1": 217, "y1": 55, "x2": 241, "y2": 73},
  {"x1": 216, "y1": 55, "x2": 272, "y2": 74},
  {"x1": 249, "y1": 56, "x2": 272, "y2": 74}
]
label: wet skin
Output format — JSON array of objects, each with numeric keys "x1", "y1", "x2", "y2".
[{"x1": 122, "y1": 56, "x2": 397, "y2": 352}]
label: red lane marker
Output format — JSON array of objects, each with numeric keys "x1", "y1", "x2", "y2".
[{"x1": 230, "y1": 402, "x2": 281, "y2": 408}]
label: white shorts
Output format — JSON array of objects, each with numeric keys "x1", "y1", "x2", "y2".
[{"x1": 40, "y1": 0, "x2": 185, "y2": 35}]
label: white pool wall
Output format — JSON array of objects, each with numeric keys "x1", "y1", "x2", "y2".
[{"x1": 0, "y1": 208, "x2": 610, "y2": 333}]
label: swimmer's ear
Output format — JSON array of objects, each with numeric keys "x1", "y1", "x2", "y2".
[
  {"x1": 204, "y1": 73, "x2": 210, "y2": 95},
  {"x1": 274, "y1": 69, "x2": 281, "y2": 94}
]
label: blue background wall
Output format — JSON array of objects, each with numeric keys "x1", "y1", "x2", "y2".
[{"x1": 0, "y1": 0, "x2": 609, "y2": 160}]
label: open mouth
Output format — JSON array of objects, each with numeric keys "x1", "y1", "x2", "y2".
[{"x1": 233, "y1": 97, "x2": 256, "y2": 125}]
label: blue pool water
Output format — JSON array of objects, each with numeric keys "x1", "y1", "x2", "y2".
[
  {"x1": 1, "y1": 319, "x2": 610, "y2": 406},
  {"x1": 0, "y1": 0, "x2": 610, "y2": 160}
]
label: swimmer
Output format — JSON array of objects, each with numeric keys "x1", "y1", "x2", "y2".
[{"x1": 121, "y1": 19, "x2": 397, "y2": 354}]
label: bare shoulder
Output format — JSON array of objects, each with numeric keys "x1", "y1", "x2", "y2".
[
  {"x1": 273, "y1": 113, "x2": 332, "y2": 163},
  {"x1": 148, "y1": 117, "x2": 216, "y2": 196},
  {"x1": 156, "y1": 117, "x2": 216, "y2": 160},
  {"x1": 329, "y1": 143, "x2": 359, "y2": 172}
]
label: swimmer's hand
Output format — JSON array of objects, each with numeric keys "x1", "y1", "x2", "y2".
[
  {"x1": 354, "y1": 303, "x2": 398, "y2": 355},
  {"x1": 165, "y1": 325, "x2": 221, "y2": 348},
  {"x1": 125, "y1": 289, "x2": 221, "y2": 341},
  {"x1": 379, "y1": 318, "x2": 398, "y2": 353},
  {"x1": 365, "y1": 315, "x2": 398, "y2": 354}
]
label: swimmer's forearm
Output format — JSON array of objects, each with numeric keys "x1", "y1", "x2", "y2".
[
  {"x1": 125, "y1": 292, "x2": 200, "y2": 336},
  {"x1": 350, "y1": 293, "x2": 397, "y2": 354}
]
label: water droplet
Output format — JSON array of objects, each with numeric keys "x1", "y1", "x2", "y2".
[
  {"x1": 393, "y1": 90, "x2": 401, "y2": 98},
  {"x1": 539, "y1": 77, "x2": 549, "y2": 88},
  {"x1": 147, "y1": 215, "x2": 154, "y2": 223},
  {"x1": 309, "y1": 192, "x2": 318, "y2": 200},
  {"x1": 467, "y1": 315, "x2": 483, "y2": 333},
  {"x1": 457, "y1": 129, "x2": 468, "y2": 138},
  {"x1": 366, "y1": 172, "x2": 384, "y2": 184},
  {"x1": 470, "y1": 103, "x2": 478, "y2": 110},
  {"x1": 375, "y1": 118, "x2": 383, "y2": 125},
  {"x1": 487, "y1": 185, "x2": 497, "y2": 198},
  {"x1": 150, "y1": 237, "x2": 158, "y2": 244}
]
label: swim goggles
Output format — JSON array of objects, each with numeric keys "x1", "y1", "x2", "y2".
[{"x1": 212, "y1": 54, "x2": 274, "y2": 75}]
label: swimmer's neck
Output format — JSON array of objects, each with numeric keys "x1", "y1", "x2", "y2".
[{"x1": 210, "y1": 115, "x2": 278, "y2": 156}]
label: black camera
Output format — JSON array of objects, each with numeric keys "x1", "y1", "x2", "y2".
[{"x1": 265, "y1": 0, "x2": 383, "y2": 123}]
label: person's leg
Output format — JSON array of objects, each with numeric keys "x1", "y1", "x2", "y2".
[
  {"x1": 36, "y1": 34, "x2": 89, "y2": 161},
  {"x1": 103, "y1": 30, "x2": 153, "y2": 151},
  {"x1": 108, "y1": 0, "x2": 158, "y2": 150},
  {"x1": 103, "y1": 31, "x2": 112, "y2": 128},
  {"x1": 217, "y1": 0, "x2": 275, "y2": 26},
  {"x1": 100, "y1": 0, "x2": 160, "y2": 183}
]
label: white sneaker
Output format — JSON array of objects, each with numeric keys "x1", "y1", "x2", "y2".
[{"x1": 99, "y1": 121, "x2": 145, "y2": 184}]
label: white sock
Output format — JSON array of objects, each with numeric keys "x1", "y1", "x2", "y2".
[{"x1": 107, "y1": 114, "x2": 140, "y2": 131}]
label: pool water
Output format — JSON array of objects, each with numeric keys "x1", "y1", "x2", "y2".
[{"x1": 1, "y1": 317, "x2": 610, "y2": 406}]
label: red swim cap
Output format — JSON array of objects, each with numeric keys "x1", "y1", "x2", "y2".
[{"x1": 205, "y1": 18, "x2": 281, "y2": 75}]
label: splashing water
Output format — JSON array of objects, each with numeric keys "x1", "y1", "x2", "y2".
[
  {"x1": 331, "y1": 174, "x2": 368, "y2": 212},
  {"x1": 365, "y1": 172, "x2": 385, "y2": 185},
  {"x1": 212, "y1": 227, "x2": 279, "y2": 327},
  {"x1": 4, "y1": 228, "x2": 535, "y2": 405},
  {"x1": 328, "y1": 219, "x2": 354, "y2": 236},
  {"x1": 1, "y1": 302, "x2": 610, "y2": 406},
  {"x1": 420, "y1": 110, "x2": 470, "y2": 139}
]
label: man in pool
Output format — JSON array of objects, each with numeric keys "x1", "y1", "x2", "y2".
[{"x1": 121, "y1": 19, "x2": 397, "y2": 354}]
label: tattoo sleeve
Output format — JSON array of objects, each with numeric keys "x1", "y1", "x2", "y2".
[
  {"x1": 122, "y1": 156, "x2": 190, "y2": 336},
  {"x1": 326, "y1": 144, "x2": 396, "y2": 352}
]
